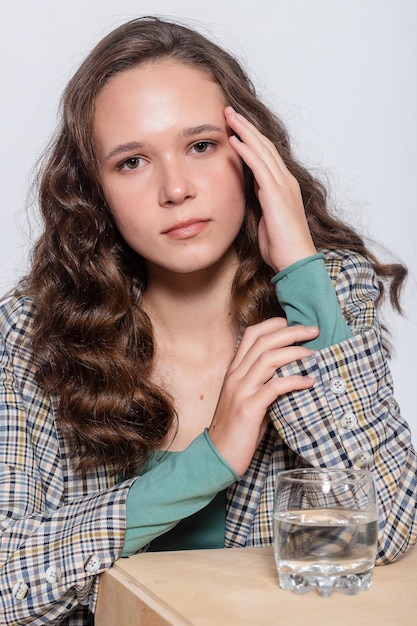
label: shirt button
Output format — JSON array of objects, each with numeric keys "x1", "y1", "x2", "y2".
[
  {"x1": 340, "y1": 412, "x2": 358, "y2": 430},
  {"x1": 329, "y1": 377, "x2": 347, "y2": 395},
  {"x1": 13, "y1": 581, "x2": 29, "y2": 600},
  {"x1": 45, "y1": 566, "x2": 61, "y2": 584},
  {"x1": 353, "y1": 450, "x2": 372, "y2": 467},
  {"x1": 84, "y1": 555, "x2": 101, "y2": 573}
]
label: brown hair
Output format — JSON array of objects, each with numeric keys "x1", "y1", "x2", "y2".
[{"x1": 26, "y1": 16, "x2": 406, "y2": 475}]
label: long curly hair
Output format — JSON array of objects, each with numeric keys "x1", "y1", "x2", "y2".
[{"x1": 26, "y1": 16, "x2": 406, "y2": 475}]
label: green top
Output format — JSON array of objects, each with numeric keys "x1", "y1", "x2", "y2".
[
  {"x1": 122, "y1": 430, "x2": 238, "y2": 556},
  {"x1": 271, "y1": 253, "x2": 351, "y2": 349},
  {"x1": 122, "y1": 254, "x2": 353, "y2": 556}
]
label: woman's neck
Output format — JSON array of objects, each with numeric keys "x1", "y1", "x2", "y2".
[{"x1": 142, "y1": 252, "x2": 240, "y2": 351}]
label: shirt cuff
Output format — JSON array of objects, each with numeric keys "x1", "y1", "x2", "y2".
[{"x1": 271, "y1": 253, "x2": 352, "y2": 349}]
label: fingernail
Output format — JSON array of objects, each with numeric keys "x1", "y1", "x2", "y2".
[{"x1": 307, "y1": 326, "x2": 319, "y2": 333}]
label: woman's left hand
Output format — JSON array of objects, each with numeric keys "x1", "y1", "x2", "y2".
[{"x1": 225, "y1": 106, "x2": 317, "y2": 273}]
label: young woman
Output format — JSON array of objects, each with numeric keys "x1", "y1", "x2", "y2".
[{"x1": 1, "y1": 15, "x2": 415, "y2": 626}]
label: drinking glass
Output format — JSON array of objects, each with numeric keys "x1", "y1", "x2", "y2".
[{"x1": 273, "y1": 468, "x2": 378, "y2": 597}]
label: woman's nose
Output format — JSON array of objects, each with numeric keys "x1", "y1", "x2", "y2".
[{"x1": 158, "y1": 159, "x2": 196, "y2": 206}]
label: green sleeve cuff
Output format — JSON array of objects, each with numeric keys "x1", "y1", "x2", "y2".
[
  {"x1": 271, "y1": 253, "x2": 352, "y2": 349},
  {"x1": 122, "y1": 429, "x2": 238, "y2": 556},
  {"x1": 271, "y1": 253, "x2": 326, "y2": 284}
]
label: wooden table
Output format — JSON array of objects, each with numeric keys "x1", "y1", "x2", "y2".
[{"x1": 95, "y1": 546, "x2": 417, "y2": 625}]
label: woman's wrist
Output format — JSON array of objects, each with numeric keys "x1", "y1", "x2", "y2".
[{"x1": 267, "y1": 236, "x2": 317, "y2": 274}]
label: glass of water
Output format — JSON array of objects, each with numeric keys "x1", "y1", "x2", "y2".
[{"x1": 273, "y1": 468, "x2": 378, "y2": 597}]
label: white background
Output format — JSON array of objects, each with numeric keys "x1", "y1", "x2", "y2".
[{"x1": 1, "y1": 1, "x2": 416, "y2": 440}]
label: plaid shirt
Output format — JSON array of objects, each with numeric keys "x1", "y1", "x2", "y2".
[{"x1": 1, "y1": 249, "x2": 416, "y2": 625}]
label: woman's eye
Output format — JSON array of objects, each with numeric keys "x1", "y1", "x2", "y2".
[
  {"x1": 190, "y1": 141, "x2": 215, "y2": 154},
  {"x1": 118, "y1": 156, "x2": 145, "y2": 170}
]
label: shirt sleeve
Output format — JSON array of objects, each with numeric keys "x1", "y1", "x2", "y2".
[
  {"x1": 0, "y1": 302, "x2": 134, "y2": 625},
  {"x1": 271, "y1": 253, "x2": 352, "y2": 348},
  {"x1": 122, "y1": 430, "x2": 238, "y2": 556},
  {"x1": 267, "y1": 251, "x2": 417, "y2": 563}
]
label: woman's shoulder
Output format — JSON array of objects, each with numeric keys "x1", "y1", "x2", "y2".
[{"x1": 0, "y1": 282, "x2": 35, "y2": 344}]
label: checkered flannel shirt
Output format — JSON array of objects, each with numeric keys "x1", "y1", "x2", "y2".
[{"x1": 1, "y1": 249, "x2": 416, "y2": 625}]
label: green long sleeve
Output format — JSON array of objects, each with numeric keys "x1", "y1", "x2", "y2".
[
  {"x1": 122, "y1": 429, "x2": 238, "y2": 556},
  {"x1": 271, "y1": 253, "x2": 352, "y2": 349}
]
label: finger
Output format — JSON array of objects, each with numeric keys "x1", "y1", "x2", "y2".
[
  {"x1": 233, "y1": 317, "x2": 288, "y2": 368},
  {"x1": 233, "y1": 321, "x2": 319, "y2": 373},
  {"x1": 225, "y1": 106, "x2": 290, "y2": 177},
  {"x1": 255, "y1": 373, "x2": 315, "y2": 412},
  {"x1": 229, "y1": 133, "x2": 287, "y2": 189},
  {"x1": 228, "y1": 372, "x2": 315, "y2": 429},
  {"x1": 225, "y1": 106, "x2": 277, "y2": 156},
  {"x1": 233, "y1": 344, "x2": 315, "y2": 392}
]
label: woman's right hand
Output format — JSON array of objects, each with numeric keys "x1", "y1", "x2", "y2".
[
  {"x1": 225, "y1": 106, "x2": 317, "y2": 273},
  {"x1": 208, "y1": 317, "x2": 318, "y2": 476}
]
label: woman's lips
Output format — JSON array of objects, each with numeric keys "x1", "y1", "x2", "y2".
[{"x1": 163, "y1": 219, "x2": 209, "y2": 239}]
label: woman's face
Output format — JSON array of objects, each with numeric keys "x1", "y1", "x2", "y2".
[{"x1": 93, "y1": 59, "x2": 246, "y2": 278}]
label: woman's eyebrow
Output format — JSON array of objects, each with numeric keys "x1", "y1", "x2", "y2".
[
  {"x1": 180, "y1": 124, "x2": 224, "y2": 138},
  {"x1": 105, "y1": 141, "x2": 145, "y2": 161}
]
